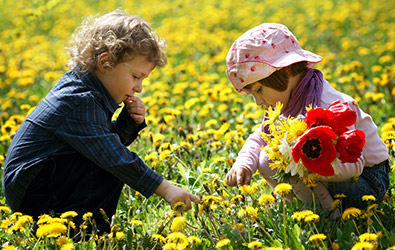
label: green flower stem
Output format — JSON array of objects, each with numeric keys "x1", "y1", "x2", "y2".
[
  {"x1": 234, "y1": 217, "x2": 249, "y2": 246},
  {"x1": 255, "y1": 219, "x2": 274, "y2": 242},
  {"x1": 352, "y1": 219, "x2": 360, "y2": 235},
  {"x1": 311, "y1": 189, "x2": 316, "y2": 214},
  {"x1": 282, "y1": 196, "x2": 288, "y2": 248},
  {"x1": 207, "y1": 212, "x2": 221, "y2": 240}
]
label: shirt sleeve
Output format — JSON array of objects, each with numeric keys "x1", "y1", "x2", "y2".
[
  {"x1": 319, "y1": 81, "x2": 388, "y2": 181},
  {"x1": 232, "y1": 122, "x2": 267, "y2": 174},
  {"x1": 56, "y1": 96, "x2": 163, "y2": 198},
  {"x1": 112, "y1": 106, "x2": 147, "y2": 146}
]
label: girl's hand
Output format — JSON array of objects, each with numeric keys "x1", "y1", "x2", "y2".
[
  {"x1": 154, "y1": 179, "x2": 200, "y2": 210},
  {"x1": 124, "y1": 96, "x2": 145, "y2": 124},
  {"x1": 226, "y1": 166, "x2": 252, "y2": 187}
]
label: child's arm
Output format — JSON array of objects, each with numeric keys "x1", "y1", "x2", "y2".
[
  {"x1": 320, "y1": 156, "x2": 365, "y2": 182},
  {"x1": 226, "y1": 122, "x2": 267, "y2": 186},
  {"x1": 154, "y1": 179, "x2": 200, "y2": 210}
]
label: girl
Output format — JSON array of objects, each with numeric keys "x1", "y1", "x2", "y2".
[{"x1": 225, "y1": 23, "x2": 390, "y2": 210}]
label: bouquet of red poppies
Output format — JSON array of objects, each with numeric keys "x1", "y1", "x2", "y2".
[{"x1": 261, "y1": 100, "x2": 366, "y2": 181}]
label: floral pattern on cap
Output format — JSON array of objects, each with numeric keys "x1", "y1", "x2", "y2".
[{"x1": 226, "y1": 23, "x2": 322, "y2": 92}]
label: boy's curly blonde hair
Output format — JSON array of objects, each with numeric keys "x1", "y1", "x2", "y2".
[{"x1": 66, "y1": 10, "x2": 167, "y2": 72}]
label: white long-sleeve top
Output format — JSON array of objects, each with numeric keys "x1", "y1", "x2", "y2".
[{"x1": 233, "y1": 80, "x2": 388, "y2": 182}]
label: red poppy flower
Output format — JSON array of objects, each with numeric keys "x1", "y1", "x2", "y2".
[
  {"x1": 336, "y1": 129, "x2": 366, "y2": 163},
  {"x1": 328, "y1": 100, "x2": 357, "y2": 135},
  {"x1": 305, "y1": 107, "x2": 333, "y2": 128},
  {"x1": 292, "y1": 126, "x2": 337, "y2": 176}
]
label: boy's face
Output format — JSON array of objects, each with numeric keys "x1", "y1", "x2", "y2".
[
  {"x1": 96, "y1": 54, "x2": 155, "y2": 104},
  {"x1": 243, "y1": 82, "x2": 292, "y2": 109}
]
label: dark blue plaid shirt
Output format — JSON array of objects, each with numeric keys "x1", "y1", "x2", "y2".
[{"x1": 3, "y1": 68, "x2": 163, "y2": 210}]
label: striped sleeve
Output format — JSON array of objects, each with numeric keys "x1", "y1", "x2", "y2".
[{"x1": 56, "y1": 95, "x2": 162, "y2": 198}]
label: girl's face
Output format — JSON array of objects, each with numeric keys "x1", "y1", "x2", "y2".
[
  {"x1": 96, "y1": 54, "x2": 155, "y2": 104},
  {"x1": 243, "y1": 82, "x2": 292, "y2": 109}
]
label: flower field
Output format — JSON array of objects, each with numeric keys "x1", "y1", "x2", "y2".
[{"x1": 1, "y1": 0, "x2": 395, "y2": 249}]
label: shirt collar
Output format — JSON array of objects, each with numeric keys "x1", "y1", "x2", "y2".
[{"x1": 73, "y1": 66, "x2": 120, "y2": 113}]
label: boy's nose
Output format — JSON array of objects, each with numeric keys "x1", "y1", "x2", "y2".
[{"x1": 134, "y1": 81, "x2": 143, "y2": 93}]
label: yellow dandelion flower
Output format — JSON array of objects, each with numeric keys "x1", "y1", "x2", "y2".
[
  {"x1": 163, "y1": 243, "x2": 177, "y2": 250},
  {"x1": 0, "y1": 206, "x2": 11, "y2": 214},
  {"x1": 362, "y1": 195, "x2": 376, "y2": 202},
  {"x1": 309, "y1": 233, "x2": 327, "y2": 242},
  {"x1": 334, "y1": 194, "x2": 346, "y2": 198},
  {"x1": 366, "y1": 204, "x2": 378, "y2": 212},
  {"x1": 342, "y1": 207, "x2": 362, "y2": 220},
  {"x1": 60, "y1": 211, "x2": 78, "y2": 219},
  {"x1": 10, "y1": 212, "x2": 22, "y2": 222},
  {"x1": 238, "y1": 208, "x2": 246, "y2": 218},
  {"x1": 116, "y1": 232, "x2": 125, "y2": 240},
  {"x1": 130, "y1": 220, "x2": 143, "y2": 226},
  {"x1": 0, "y1": 219, "x2": 10, "y2": 230},
  {"x1": 56, "y1": 236, "x2": 69, "y2": 246},
  {"x1": 82, "y1": 212, "x2": 93, "y2": 221},
  {"x1": 259, "y1": 179, "x2": 268, "y2": 186},
  {"x1": 248, "y1": 240, "x2": 263, "y2": 249},
  {"x1": 332, "y1": 242, "x2": 340, "y2": 249},
  {"x1": 231, "y1": 195, "x2": 243, "y2": 204},
  {"x1": 151, "y1": 234, "x2": 166, "y2": 243},
  {"x1": 10, "y1": 215, "x2": 33, "y2": 232},
  {"x1": 291, "y1": 210, "x2": 314, "y2": 221},
  {"x1": 216, "y1": 238, "x2": 231, "y2": 248},
  {"x1": 60, "y1": 243, "x2": 74, "y2": 250},
  {"x1": 36, "y1": 222, "x2": 67, "y2": 238},
  {"x1": 258, "y1": 194, "x2": 275, "y2": 205},
  {"x1": 159, "y1": 150, "x2": 172, "y2": 160},
  {"x1": 166, "y1": 232, "x2": 188, "y2": 245},
  {"x1": 172, "y1": 201, "x2": 187, "y2": 212},
  {"x1": 202, "y1": 195, "x2": 222, "y2": 210},
  {"x1": 304, "y1": 214, "x2": 320, "y2": 223},
  {"x1": 171, "y1": 216, "x2": 186, "y2": 232},
  {"x1": 188, "y1": 236, "x2": 202, "y2": 244},
  {"x1": 202, "y1": 168, "x2": 211, "y2": 173},
  {"x1": 263, "y1": 102, "x2": 283, "y2": 127},
  {"x1": 332, "y1": 199, "x2": 341, "y2": 209},
  {"x1": 239, "y1": 185, "x2": 254, "y2": 195},
  {"x1": 2, "y1": 246, "x2": 18, "y2": 250},
  {"x1": 274, "y1": 183, "x2": 292, "y2": 196},
  {"x1": 351, "y1": 241, "x2": 374, "y2": 250},
  {"x1": 245, "y1": 206, "x2": 258, "y2": 218},
  {"x1": 359, "y1": 232, "x2": 378, "y2": 242},
  {"x1": 262, "y1": 247, "x2": 283, "y2": 250}
]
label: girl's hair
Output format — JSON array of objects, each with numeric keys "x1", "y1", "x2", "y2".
[
  {"x1": 66, "y1": 10, "x2": 167, "y2": 72},
  {"x1": 257, "y1": 61, "x2": 308, "y2": 91}
]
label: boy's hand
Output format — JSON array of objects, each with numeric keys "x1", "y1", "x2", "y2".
[
  {"x1": 155, "y1": 180, "x2": 200, "y2": 210},
  {"x1": 124, "y1": 96, "x2": 145, "y2": 124},
  {"x1": 226, "y1": 166, "x2": 252, "y2": 187}
]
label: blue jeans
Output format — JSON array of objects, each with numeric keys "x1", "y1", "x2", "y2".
[
  {"x1": 17, "y1": 153, "x2": 124, "y2": 234},
  {"x1": 327, "y1": 160, "x2": 390, "y2": 209}
]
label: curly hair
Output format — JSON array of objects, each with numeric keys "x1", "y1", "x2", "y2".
[{"x1": 66, "y1": 10, "x2": 167, "y2": 72}]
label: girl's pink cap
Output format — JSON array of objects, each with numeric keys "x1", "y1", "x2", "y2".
[{"x1": 226, "y1": 23, "x2": 322, "y2": 92}]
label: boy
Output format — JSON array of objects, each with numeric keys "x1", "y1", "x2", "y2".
[{"x1": 3, "y1": 10, "x2": 199, "y2": 233}]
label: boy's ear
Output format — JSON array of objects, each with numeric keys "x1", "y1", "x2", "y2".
[{"x1": 97, "y1": 52, "x2": 113, "y2": 73}]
